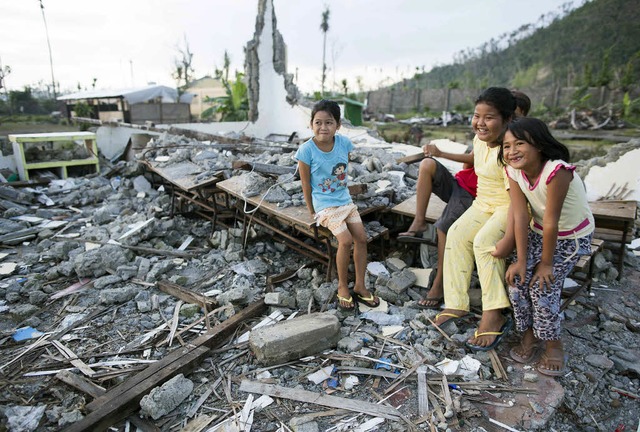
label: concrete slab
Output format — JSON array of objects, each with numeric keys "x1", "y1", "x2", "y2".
[{"x1": 249, "y1": 312, "x2": 340, "y2": 365}]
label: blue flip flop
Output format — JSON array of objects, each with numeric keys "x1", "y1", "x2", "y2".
[{"x1": 465, "y1": 316, "x2": 513, "y2": 352}]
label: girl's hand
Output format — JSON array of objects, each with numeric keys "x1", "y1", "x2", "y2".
[
  {"x1": 530, "y1": 262, "x2": 554, "y2": 292},
  {"x1": 505, "y1": 261, "x2": 526, "y2": 286},
  {"x1": 423, "y1": 143, "x2": 441, "y2": 158}
]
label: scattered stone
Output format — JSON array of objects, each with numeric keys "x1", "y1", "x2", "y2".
[
  {"x1": 585, "y1": 354, "x2": 614, "y2": 369},
  {"x1": 139, "y1": 374, "x2": 194, "y2": 420}
]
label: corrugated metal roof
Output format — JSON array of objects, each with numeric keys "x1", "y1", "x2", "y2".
[{"x1": 57, "y1": 85, "x2": 194, "y2": 104}]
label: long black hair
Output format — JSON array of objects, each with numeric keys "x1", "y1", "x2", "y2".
[{"x1": 498, "y1": 117, "x2": 570, "y2": 165}]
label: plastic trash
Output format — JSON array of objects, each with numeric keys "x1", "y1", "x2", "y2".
[{"x1": 13, "y1": 327, "x2": 44, "y2": 342}]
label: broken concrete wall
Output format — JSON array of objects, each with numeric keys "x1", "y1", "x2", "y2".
[
  {"x1": 245, "y1": 0, "x2": 300, "y2": 123},
  {"x1": 243, "y1": 0, "x2": 308, "y2": 138}
]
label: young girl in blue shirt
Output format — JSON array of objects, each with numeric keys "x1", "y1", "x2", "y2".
[{"x1": 295, "y1": 100, "x2": 379, "y2": 311}]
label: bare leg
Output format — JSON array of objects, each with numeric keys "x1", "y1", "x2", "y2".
[
  {"x1": 418, "y1": 228, "x2": 446, "y2": 307},
  {"x1": 348, "y1": 222, "x2": 370, "y2": 297},
  {"x1": 400, "y1": 158, "x2": 437, "y2": 235},
  {"x1": 334, "y1": 230, "x2": 355, "y2": 309}
]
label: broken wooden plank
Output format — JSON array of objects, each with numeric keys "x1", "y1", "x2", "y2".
[
  {"x1": 488, "y1": 349, "x2": 507, "y2": 381},
  {"x1": 441, "y1": 375, "x2": 454, "y2": 419},
  {"x1": 157, "y1": 281, "x2": 216, "y2": 308},
  {"x1": 62, "y1": 300, "x2": 266, "y2": 432},
  {"x1": 56, "y1": 370, "x2": 105, "y2": 398},
  {"x1": 396, "y1": 152, "x2": 425, "y2": 165},
  {"x1": 51, "y1": 340, "x2": 96, "y2": 377},
  {"x1": 180, "y1": 415, "x2": 216, "y2": 432},
  {"x1": 239, "y1": 380, "x2": 403, "y2": 421},
  {"x1": 417, "y1": 365, "x2": 429, "y2": 417}
]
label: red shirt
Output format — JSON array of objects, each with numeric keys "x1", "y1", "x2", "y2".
[{"x1": 455, "y1": 168, "x2": 478, "y2": 198}]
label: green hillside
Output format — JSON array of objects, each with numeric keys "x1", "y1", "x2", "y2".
[{"x1": 407, "y1": 0, "x2": 640, "y2": 91}]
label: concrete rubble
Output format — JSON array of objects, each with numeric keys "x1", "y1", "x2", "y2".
[{"x1": 0, "y1": 131, "x2": 638, "y2": 431}]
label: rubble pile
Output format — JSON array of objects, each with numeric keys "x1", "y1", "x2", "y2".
[
  {"x1": 0, "y1": 132, "x2": 638, "y2": 431},
  {"x1": 548, "y1": 107, "x2": 629, "y2": 131}
]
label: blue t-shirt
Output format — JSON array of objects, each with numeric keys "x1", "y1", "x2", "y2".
[{"x1": 294, "y1": 134, "x2": 354, "y2": 212}]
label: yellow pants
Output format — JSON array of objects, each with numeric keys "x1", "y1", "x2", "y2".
[{"x1": 443, "y1": 205, "x2": 510, "y2": 311}]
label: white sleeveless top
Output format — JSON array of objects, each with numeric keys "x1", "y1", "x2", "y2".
[{"x1": 506, "y1": 160, "x2": 594, "y2": 239}]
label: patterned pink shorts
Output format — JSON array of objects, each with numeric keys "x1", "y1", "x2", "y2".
[{"x1": 315, "y1": 203, "x2": 362, "y2": 235}]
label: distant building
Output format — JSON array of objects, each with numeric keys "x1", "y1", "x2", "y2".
[
  {"x1": 57, "y1": 84, "x2": 194, "y2": 125},
  {"x1": 185, "y1": 76, "x2": 226, "y2": 120}
]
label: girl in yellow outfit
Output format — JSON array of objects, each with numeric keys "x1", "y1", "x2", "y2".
[{"x1": 436, "y1": 87, "x2": 516, "y2": 351}]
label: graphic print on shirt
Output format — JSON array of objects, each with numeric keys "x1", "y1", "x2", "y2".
[
  {"x1": 319, "y1": 177, "x2": 336, "y2": 192},
  {"x1": 332, "y1": 163, "x2": 348, "y2": 188},
  {"x1": 317, "y1": 163, "x2": 348, "y2": 193}
]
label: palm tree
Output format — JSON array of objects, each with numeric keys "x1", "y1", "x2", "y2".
[
  {"x1": 38, "y1": 0, "x2": 57, "y2": 99},
  {"x1": 320, "y1": 7, "x2": 330, "y2": 96}
]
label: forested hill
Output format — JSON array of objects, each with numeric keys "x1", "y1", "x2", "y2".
[{"x1": 405, "y1": 0, "x2": 640, "y2": 91}]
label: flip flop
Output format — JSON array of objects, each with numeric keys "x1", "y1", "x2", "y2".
[
  {"x1": 416, "y1": 296, "x2": 444, "y2": 310},
  {"x1": 465, "y1": 316, "x2": 513, "y2": 352},
  {"x1": 336, "y1": 294, "x2": 355, "y2": 311},
  {"x1": 354, "y1": 292, "x2": 380, "y2": 308},
  {"x1": 536, "y1": 352, "x2": 568, "y2": 377},
  {"x1": 433, "y1": 312, "x2": 468, "y2": 324},
  {"x1": 397, "y1": 230, "x2": 429, "y2": 243},
  {"x1": 398, "y1": 229, "x2": 427, "y2": 237},
  {"x1": 509, "y1": 344, "x2": 541, "y2": 364}
]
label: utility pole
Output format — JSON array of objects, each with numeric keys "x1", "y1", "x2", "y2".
[
  {"x1": 38, "y1": 0, "x2": 57, "y2": 100},
  {"x1": 320, "y1": 7, "x2": 330, "y2": 97}
]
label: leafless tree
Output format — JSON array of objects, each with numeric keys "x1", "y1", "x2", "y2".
[{"x1": 172, "y1": 35, "x2": 195, "y2": 99}]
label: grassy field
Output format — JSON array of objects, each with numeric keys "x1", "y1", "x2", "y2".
[{"x1": 0, "y1": 120, "x2": 78, "y2": 138}]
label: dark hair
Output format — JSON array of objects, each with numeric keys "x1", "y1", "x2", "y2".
[
  {"x1": 511, "y1": 90, "x2": 531, "y2": 117},
  {"x1": 475, "y1": 87, "x2": 516, "y2": 121},
  {"x1": 311, "y1": 99, "x2": 341, "y2": 123},
  {"x1": 498, "y1": 117, "x2": 570, "y2": 165}
]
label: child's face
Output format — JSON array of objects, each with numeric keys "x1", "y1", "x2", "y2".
[
  {"x1": 311, "y1": 110, "x2": 339, "y2": 144},
  {"x1": 472, "y1": 102, "x2": 507, "y2": 145},
  {"x1": 502, "y1": 130, "x2": 541, "y2": 170}
]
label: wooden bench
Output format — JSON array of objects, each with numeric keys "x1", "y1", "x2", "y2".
[
  {"x1": 142, "y1": 160, "x2": 235, "y2": 230},
  {"x1": 560, "y1": 238, "x2": 605, "y2": 311},
  {"x1": 217, "y1": 175, "x2": 389, "y2": 280},
  {"x1": 588, "y1": 200, "x2": 637, "y2": 280}
]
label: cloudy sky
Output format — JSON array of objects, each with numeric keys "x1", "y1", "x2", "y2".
[{"x1": 1, "y1": 0, "x2": 576, "y2": 96}]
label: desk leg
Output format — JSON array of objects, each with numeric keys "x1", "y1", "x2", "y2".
[{"x1": 617, "y1": 221, "x2": 630, "y2": 280}]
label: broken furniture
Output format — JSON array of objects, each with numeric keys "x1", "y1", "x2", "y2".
[
  {"x1": 142, "y1": 159, "x2": 234, "y2": 230},
  {"x1": 560, "y1": 237, "x2": 605, "y2": 310},
  {"x1": 588, "y1": 200, "x2": 637, "y2": 280},
  {"x1": 216, "y1": 175, "x2": 389, "y2": 280},
  {"x1": 9, "y1": 132, "x2": 100, "y2": 181}
]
